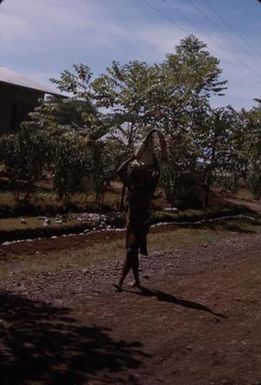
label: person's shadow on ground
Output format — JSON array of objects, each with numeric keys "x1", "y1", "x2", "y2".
[
  {"x1": 0, "y1": 291, "x2": 148, "y2": 385},
  {"x1": 125, "y1": 286, "x2": 227, "y2": 319}
]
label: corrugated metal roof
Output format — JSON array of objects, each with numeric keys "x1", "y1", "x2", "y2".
[{"x1": 0, "y1": 66, "x2": 61, "y2": 96}]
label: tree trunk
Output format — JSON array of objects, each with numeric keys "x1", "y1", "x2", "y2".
[
  {"x1": 120, "y1": 184, "x2": 126, "y2": 211},
  {"x1": 170, "y1": 176, "x2": 177, "y2": 208},
  {"x1": 205, "y1": 173, "x2": 212, "y2": 207}
]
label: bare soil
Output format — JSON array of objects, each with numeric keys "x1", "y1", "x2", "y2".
[{"x1": 0, "y1": 220, "x2": 260, "y2": 385}]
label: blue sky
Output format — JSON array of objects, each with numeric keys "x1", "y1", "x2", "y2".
[{"x1": 0, "y1": 0, "x2": 260, "y2": 110}]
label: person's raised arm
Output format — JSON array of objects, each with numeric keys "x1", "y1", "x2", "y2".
[{"x1": 117, "y1": 155, "x2": 135, "y2": 186}]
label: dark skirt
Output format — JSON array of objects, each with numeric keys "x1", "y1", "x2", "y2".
[{"x1": 125, "y1": 190, "x2": 152, "y2": 255}]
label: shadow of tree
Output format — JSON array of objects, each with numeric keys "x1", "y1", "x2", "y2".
[
  {"x1": 126, "y1": 286, "x2": 227, "y2": 319},
  {"x1": 0, "y1": 291, "x2": 147, "y2": 385}
]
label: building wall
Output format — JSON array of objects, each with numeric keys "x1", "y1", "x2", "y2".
[{"x1": 0, "y1": 83, "x2": 44, "y2": 134}]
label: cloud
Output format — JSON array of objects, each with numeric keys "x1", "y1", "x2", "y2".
[
  {"x1": 0, "y1": 0, "x2": 260, "y2": 109},
  {"x1": 0, "y1": 0, "x2": 91, "y2": 42}
]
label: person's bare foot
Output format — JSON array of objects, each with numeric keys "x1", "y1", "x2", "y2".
[
  {"x1": 129, "y1": 281, "x2": 141, "y2": 288},
  {"x1": 113, "y1": 283, "x2": 122, "y2": 292}
]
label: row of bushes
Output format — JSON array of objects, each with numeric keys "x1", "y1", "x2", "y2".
[{"x1": 0, "y1": 127, "x2": 115, "y2": 203}]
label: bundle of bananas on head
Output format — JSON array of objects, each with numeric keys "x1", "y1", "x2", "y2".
[
  {"x1": 131, "y1": 129, "x2": 167, "y2": 167},
  {"x1": 127, "y1": 129, "x2": 167, "y2": 192}
]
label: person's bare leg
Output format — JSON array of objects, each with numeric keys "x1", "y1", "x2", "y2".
[
  {"x1": 114, "y1": 248, "x2": 132, "y2": 291},
  {"x1": 131, "y1": 252, "x2": 140, "y2": 287}
]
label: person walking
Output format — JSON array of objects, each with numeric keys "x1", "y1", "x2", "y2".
[{"x1": 114, "y1": 129, "x2": 166, "y2": 291}]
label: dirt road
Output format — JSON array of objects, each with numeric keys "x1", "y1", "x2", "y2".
[{"x1": 0, "y1": 224, "x2": 260, "y2": 385}]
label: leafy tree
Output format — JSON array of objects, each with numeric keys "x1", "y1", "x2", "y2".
[
  {"x1": 194, "y1": 107, "x2": 234, "y2": 205},
  {"x1": 221, "y1": 107, "x2": 249, "y2": 191},
  {"x1": 91, "y1": 60, "x2": 160, "y2": 147},
  {"x1": 161, "y1": 35, "x2": 227, "y2": 99},
  {"x1": 50, "y1": 64, "x2": 107, "y2": 139},
  {"x1": 8, "y1": 35, "x2": 239, "y2": 207},
  {"x1": 91, "y1": 35, "x2": 227, "y2": 207},
  {"x1": 157, "y1": 36, "x2": 227, "y2": 206},
  {"x1": 243, "y1": 101, "x2": 261, "y2": 199},
  {"x1": 0, "y1": 128, "x2": 49, "y2": 200},
  {"x1": 23, "y1": 65, "x2": 112, "y2": 199}
]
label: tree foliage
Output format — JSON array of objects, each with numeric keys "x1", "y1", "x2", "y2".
[
  {"x1": 242, "y1": 101, "x2": 261, "y2": 199},
  {"x1": 0, "y1": 128, "x2": 49, "y2": 199},
  {"x1": 1, "y1": 35, "x2": 260, "y2": 205}
]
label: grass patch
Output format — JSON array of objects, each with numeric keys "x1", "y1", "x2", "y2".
[
  {"x1": 0, "y1": 216, "x2": 78, "y2": 232},
  {"x1": 148, "y1": 227, "x2": 225, "y2": 252},
  {"x1": 0, "y1": 204, "x2": 254, "y2": 244},
  {"x1": 1, "y1": 219, "x2": 260, "y2": 281},
  {"x1": 0, "y1": 190, "x2": 121, "y2": 218}
]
